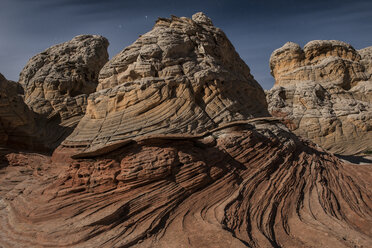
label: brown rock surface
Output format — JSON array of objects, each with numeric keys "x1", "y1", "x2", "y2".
[
  {"x1": 267, "y1": 40, "x2": 372, "y2": 155},
  {"x1": 59, "y1": 13, "x2": 268, "y2": 156},
  {"x1": 18, "y1": 35, "x2": 109, "y2": 150},
  {"x1": 1, "y1": 119, "x2": 372, "y2": 247},
  {"x1": 0, "y1": 73, "x2": 37, "y2": 149}
]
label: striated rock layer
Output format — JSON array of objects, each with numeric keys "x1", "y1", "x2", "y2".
[
  {"x1": 267, "y1": 40, "x2": 372, "y2": 155},
  {"x1": 58, "y1": 12, "x2": 268, "y2": 156},
  {"x1": 19, "y1": 35, "x2": 109, "y2": 150},
  {"x1": 1, "y1": 119, "x2": 372, "y2": 247}
]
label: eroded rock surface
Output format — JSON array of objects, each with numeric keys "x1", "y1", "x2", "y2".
[
  {"x1": 60, "y1": 13, "x2": 268, "y2": 155},
  {"x1": 20, "y1": 34, "x2": 109, "y2": 120},
  {"x1": 1, "y1": 119, "x2": 372, "y2": 247},
  {"x1": 18, "y1": 35, "x2": 109, "y2": 150},
  {"x1": 267, "y1": 40, "x2": 372, "y2": 155},
  {"x1": 359, "y1": 46, "x2": 372, "y2": 79},
  {"x1": 0, "y1": 73, "x2": 37, "y2": 149}
]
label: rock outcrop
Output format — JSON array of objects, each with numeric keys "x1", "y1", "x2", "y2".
[
  {"x1": 19, "y1": 35, "x2": 109, "y2": 150},
  {"x1": 0, "y1": 73, "x2": 37, "y2": 149},
  {"x1": 58, "y1": 13, "x2": 268, "y2": 156},
  {"x1": 0, "y1": 14, "x2": 371, "y2": 248},
  {"x1": 267, "y1": 40, "x2": 372, "y2": 155},
  {"x1": 2, "y1": 119, "x2": 372, "y2": 247},
  {"x1": 359, "y1": 46, "x2": 372, "y2": 80}
]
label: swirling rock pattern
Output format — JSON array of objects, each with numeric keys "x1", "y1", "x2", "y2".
[
  {"x1": 267, "y1": 40, "x2": 372, "y2": 155},
  {"x1": 0, "y1": 120, "x2": 371, "y2": 247},
  {"x1": 59, "y1": 13, "x2": 268, "y2": 156}
]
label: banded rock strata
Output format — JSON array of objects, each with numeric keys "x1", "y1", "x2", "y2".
[
  {"x1": 267, "y1": 41, "x2": 372, "y2": 155},
  {"x1": 1, "y1": 119, "x2": 372, "y2": 247},
  {"x1": 58, "y1": 12, "x2": 268, "y2": 156}
]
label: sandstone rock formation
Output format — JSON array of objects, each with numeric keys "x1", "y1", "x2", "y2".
[
  {"x1": 0, "y1": 73, "x2": 37, "y2": 149},
  {"x1": 18, "y1": 35, "x2": 109, "y2": 150},
  {"x1": 359, "y1": 46, "x2": 372, "y2": 80},
  {"x1": 59, "y1": 12, "x2": 268, "y2": 156},
  {"x1": 267, "y1": 40, "x2": 372, "y2": 155},
  {"x1": 0, "y1": 14, "x2": 371, "y2": 248},
  {"x1": 1, "y1": 119, "x2": 372, "y2": 247}
]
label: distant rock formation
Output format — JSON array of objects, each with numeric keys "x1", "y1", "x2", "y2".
[
  {"x1": 19, "y1": 35, "x2": 109, "y2": 150},
  {"x1": 267, "y1": 40, "x2": 372, "y2": 155},
  {"x1": 58, "y1": 12, "x2": 268, "y2": 156},
  {"x1": 0, "y1": 73, "x2": 37, "y2": 149}
]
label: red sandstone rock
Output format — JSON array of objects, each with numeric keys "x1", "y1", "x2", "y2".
[{"x1": 1, "y1": 119, "x2": 372, "y2": 247}]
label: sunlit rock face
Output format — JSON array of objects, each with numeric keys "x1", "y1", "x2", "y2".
[
  {"x1": 59, "y1": 12, "x2": 268, "y2": 156},
  {"x1": 0, "y1": 14, "x2": 371, "y2": 248},
  {"x1": 267, "y1": 40, "x2": 372, "y2": 155}
]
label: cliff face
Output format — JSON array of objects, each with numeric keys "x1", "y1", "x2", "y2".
[
  {"x1": 0, "y1": 14, "x2": 371, "y2": 248},
  {"x1": 267, "y1": 40, "x2": 372, "y2": 155}
]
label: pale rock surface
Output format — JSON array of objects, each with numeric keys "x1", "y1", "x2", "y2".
[
  {"x1": 60, "y1": 13, "x2": 268, "y2": 155},
  {"x1": 359, "y1": 46, "x2": 372, "y2": 80},
  {"x1": 19, "y1": 34, "x2": 109, "y2": 125},
  {"x1": 18, "y1": 35, "x2": 109, "y2": 150},
  {"x1": 267, "y1": 40, "x2": 372, "y2": 155}
]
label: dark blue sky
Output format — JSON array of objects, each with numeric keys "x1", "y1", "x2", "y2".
[{"x1": 1, "y1": 0, "x2": 371, "y2": 89}]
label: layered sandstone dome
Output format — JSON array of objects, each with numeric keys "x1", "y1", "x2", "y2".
[
  {"x1": 60, "y1": 12, "x2": 268, "y2": 156},
  {"x1": 267, "y1": 40, "x2": 372, "y2": 155}
]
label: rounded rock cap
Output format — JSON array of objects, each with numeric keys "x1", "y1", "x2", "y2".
[{"x1": 192, "y1": 12, "x2": 213, "y2": 25}]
